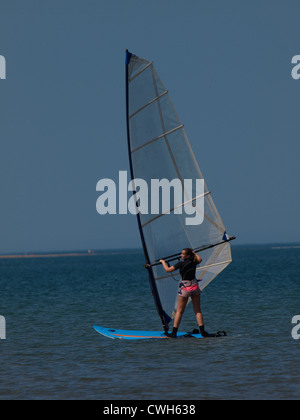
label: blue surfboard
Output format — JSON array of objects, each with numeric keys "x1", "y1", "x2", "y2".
[
  {"x1": 93, "y1": 325, "x2": 226, "y2": 340},
  {"x1": 93, "y1": 325, "x2": 202, "y2": 340}
]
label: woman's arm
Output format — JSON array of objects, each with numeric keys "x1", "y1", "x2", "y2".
[
  {"x1": 160, "y1": 259, "x2": 176, "y2": 273},
  {"x1": 194, "y1": 252, "x2": 202, "y2": 264}
]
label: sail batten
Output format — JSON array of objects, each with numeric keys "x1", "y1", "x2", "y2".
[
  {"x1": 125, "y1": 50, "x2": 234, "y2": 328},
  {"x1": 155, "y1": 260, "x2": 233, "y2": 282},
  {"x1": 129, "y1": 90, "x2": 168, "y2": 119},
  {"x1": 129, "y1": 61, "x2": 153, "y2": 82},
  {"x1": 141, "y1": 191, "x2": 212, "y2": 228},
  {"x1": 131, "y1": 125, "x2": 184, "y2": 154}
]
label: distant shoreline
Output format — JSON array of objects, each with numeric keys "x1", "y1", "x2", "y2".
[
  {"x1": 1, "y1": 243, "x2": 300, "y2": 260},
  {"x1": 0, "y1": 249, "x2": 143, "y2": 259},
  {"x1": 0, "y1": 252, "x2": 97, "y2": 259}
]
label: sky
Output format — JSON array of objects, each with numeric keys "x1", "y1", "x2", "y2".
[{"x1": 0, "y1": 0, "x2": 299, "y2": 253}]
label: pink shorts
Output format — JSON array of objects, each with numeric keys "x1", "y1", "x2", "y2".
[{"x1": 178, "y1": 284, "x2": 201, "y2": 298}]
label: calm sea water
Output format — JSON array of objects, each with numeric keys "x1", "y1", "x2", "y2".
[{"x1": 0, "y1": 245, "x2": 300, "y2": 400}]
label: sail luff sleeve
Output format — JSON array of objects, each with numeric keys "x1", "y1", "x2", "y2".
[{"x1": 125, "y1": 50, "x2": 171, "y2": 329}]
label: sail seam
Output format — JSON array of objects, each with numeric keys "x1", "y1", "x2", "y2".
[
  {"x1": 129, "y1": 62, "x2": 153, "y2": 82},
  {"x1": 131, "y1": 124, "x2": 184, "y2": 154},
  {"x1": 141, "y1": 191, "x2": 211, "y2": 228},
  {"x1": 129, "y1": 90, "x2": 168, "y2": 119}
]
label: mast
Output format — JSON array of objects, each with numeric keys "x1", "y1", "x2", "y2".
[{"x1": 125, "y1": 50, "x2": 171, "y2": 331}]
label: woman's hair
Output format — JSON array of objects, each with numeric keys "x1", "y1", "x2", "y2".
[{"x1": 183, "y1": 248, "x2": 197, "y2": 263}]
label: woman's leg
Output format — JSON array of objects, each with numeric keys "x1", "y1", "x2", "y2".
[
  {"x1": 173, "y1": 296, "x2": 189, "y2": 329},
  {"x1": 191, "y1": 292, "x2": 204, "y2": 327}
]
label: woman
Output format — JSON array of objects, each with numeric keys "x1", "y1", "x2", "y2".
[{"x1": 160, "y1": 248, "x2": 208, "y2": 338}]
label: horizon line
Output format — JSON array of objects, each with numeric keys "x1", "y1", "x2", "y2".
[{"x1": 1, "y1": 240, "x2": 300, "y2": 259}]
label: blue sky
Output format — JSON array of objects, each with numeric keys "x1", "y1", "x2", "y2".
[{"x1": 0, "y1": 0, "x2": 299, "y2": 253}]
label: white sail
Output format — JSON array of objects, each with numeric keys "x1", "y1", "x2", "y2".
[{"x1": 125, "y1": 51, "x2": 234, "y2": 324}]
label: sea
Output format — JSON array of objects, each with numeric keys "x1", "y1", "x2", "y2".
[{"x1": 0, "y1": 244, "x2": 300, "y2": 400}]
